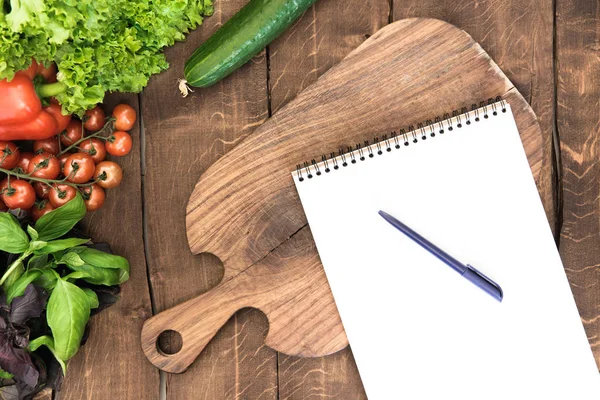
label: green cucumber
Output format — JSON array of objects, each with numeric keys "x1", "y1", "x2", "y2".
[{"x1": 181, "y1": 0, "x2": 318, "y2": 92}]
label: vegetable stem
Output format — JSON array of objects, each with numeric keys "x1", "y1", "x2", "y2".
[
  {"x1": 37, "y1": 82, "x2": 67, "y2": 99},
  {"x1": 0, "y1": 254, "x2": 28, "y2": 286}
]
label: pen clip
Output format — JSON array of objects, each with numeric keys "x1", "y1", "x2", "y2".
[{"x1": 462, "y1": 265, "x2": 503, "y2": 302}]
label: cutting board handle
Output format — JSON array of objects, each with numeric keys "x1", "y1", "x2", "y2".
[{"x1": 141, "y1": 276, "x2": 249, "y2": 373}]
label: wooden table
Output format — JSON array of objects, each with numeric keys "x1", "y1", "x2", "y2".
[{"x1": 57, "y1": 0, "x2": 599, "y2": 398}]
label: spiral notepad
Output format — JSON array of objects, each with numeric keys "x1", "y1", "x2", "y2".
[{"x1": 292, "y1": 100, "x2": 600, "y2": 399}]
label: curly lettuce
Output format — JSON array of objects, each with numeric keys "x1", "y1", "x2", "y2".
[{"x1": 0, "y1": 0, "x2": 213, "y2": 115}]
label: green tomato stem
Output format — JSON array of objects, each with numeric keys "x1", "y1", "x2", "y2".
[{"x1": 37, "y1": 82, "x2": 67, "y2": 98}]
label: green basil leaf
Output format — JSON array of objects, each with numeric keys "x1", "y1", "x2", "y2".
[
  {"x1": 63, "y1": 263, "x2": 122, "y2": 286},
  {"x1": 28, "y1": 240, "x2": 47, "y2": 252},
  {"x1": 76, "y1": 247, "x2": 130, "y2": 283},
  {"x1": 28, "y1": 253, "x2": 49, "y2": 270},
  {"x1": 33, "y1": 269, "x2": 58, "y2": 292},
  {"x1": 6, "y1": 269, "x2": 43, "y2": 304},
  {"x1": 35, "y1": 238, "x2": 91, "y2": 255},
  {"x1": 0, "y1": 213, "x2": 29, "y2": 253},
  {"x1": 59, "y1": 252, "x2": 85, "y2": 268},
  {"x1": 47, "y1": 278, "x2": 90, "y2": 361},
  {"x1": 27, "y1": 225, "x2": 38, "y2": 241},
  {"x1": 82, "y1": 288, "x2": 99, "y2": 309},
  {"x1": 28, "y1": 335, "x2": 67, "y2": 374},
  {"x1": 34, "y1": 194, "x2": 86, "y2": 241}
]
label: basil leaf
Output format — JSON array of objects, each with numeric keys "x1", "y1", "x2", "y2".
[
  {"x1": 34, "y1": 238, "x2": 91, "y2": 255},
  {"x1": 0, "y1": 368, "x2": 13, "y2": 379},
  {"x1": 28, "y1": 335, "x2": 67, "y2": 374},
  {"x1": 34, "y1": 194, "x2": 86, "y2": 241},
  {"x1": 26, "y1": 226, "x2": 38, "y2": 241},
  {"x1": 6, "y1": 270, "x2": 43, "y2": 304},
  {"x1": 1, "y1": 261, "x2": 23, "y2": 293},
  {"x1": 28, "y1": 240, "x2": 47, "y2": 252},
  {"x1": 63, "y1": 263, "x2": 122, "y2": 286},
  {"x1": 28, "y1": 253, "x2": 49, "y2": 270},
  {"x1": 59, "y1": 252, "x2": 85, "y2": 268},
  {"x1": 82, "y1": 288, "x2": 99, "y2": 309},
  {"x1": 33, "y1": 269, "x2": 58, "y2": 292},
  {"x1": 0, "y1": 213, "x2": 29, "y2": 253},
  {"x1": 77, "y1": 247, "x2": 129, "y2": 283},
  {"x1": 47, "y1": 278, "x2": 90, "y2": 361}
]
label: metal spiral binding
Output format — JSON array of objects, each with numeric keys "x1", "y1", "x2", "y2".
[{"x1": 295, "y1": 97, "x2": 507, "y2": 182}]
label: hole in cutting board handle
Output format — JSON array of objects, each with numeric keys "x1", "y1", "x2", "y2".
[{"x1": 157, "y1": 330, "x2": 183, "y2": 355}]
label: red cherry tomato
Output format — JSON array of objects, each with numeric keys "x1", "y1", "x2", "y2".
[
  {"x1": 33, "y1": 182, "x2": 51, "y2": 199},
  {"x1": 79, "y1": 138, "x2": 106, "y2": 164},
  {"x1": 105, "y1": 131, "x2": 132, "y2": 157},
  {"x1": 45, "y1": 100, "x2": 71, "y2": 135},
  {"x1": 31, "y1": 200, "x2": 55, "y2": 221},
  {"x1": 28, "y1": 152, "x2": 60, "y2": 180},
  {"x1": 16, "y1": 151, "x2": 34, "y2": 172},
  {"x1": 1, "y1": 179, "x2": 35, "y2": 209},
  {"x1": 84, "y1": 106, "x2": 106, "y2": 131},
  {"x1": 0, "y1": 141, "x2": 20, "y2": 169},
  {"x1": 112, "y1": 104, "x2": 136, "y2": 131},
  {"x1": 61, "y1": 120, "x2": 84, "y2": 146},
  {"x1": 63, "y1": 152, "x2": 95, "y2": 183},
  {"x1": 81, "y1": 183, "x2": 105, "y2": 211},
  {"x1": 48, "y1": 184, "x2": 77, "y2": 208},
  {"x1": 94, "y1": 161, "x2": 123, "y2": 189},
  {"x1": 34, "y1": 136, "x2": 60, "y2": 155}
]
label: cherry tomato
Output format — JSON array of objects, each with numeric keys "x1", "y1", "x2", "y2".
[
  {"x1": 45, "y1": 100, "x2": 71, "y2": 135},
  {"x1": 63, "y1": 152, "x2": 95, "y2": 183},
  {"x1": 37, "y1": 62, "x2": 57, "y2": 83},
  {"x1": 84, "y1": 106, "x2": 106, "y2": 131},
  {"x1": 0, "y1": 198, "x2": 7, "y2": 212},
  {"x1": 79, "y1": 138, "x2": 106, "y2": 164},
  {"x1": 105, "y1": 131, "x2": 132, "y2": 157},
  {"x1": 17, "y1": 151, "x2": 34, "y2": 172},
  {"x1": 57, "y1": 152, "x2": 71, "y2": 172},
  {"x1": 31, "y1": 200, "x2": 55, "y2": 221},
  {"x1": 112, "y1": 104, "x2": 136, "y2": 131},
  {"x1": 81, "y1": 183, "x2": 105, "y2": 211},
  {"x1": 34, "y1": 136, "x2": 60, "y2": 155},
  {"x1": 48, "y1": 184, "x2": 77, "y2": 208},
  {"x1": 0, "y1": 141, "x2": 20, "y2": 169},
  {"x1": 1, "y1": 179, "x2": 35, "y2": 209},
  {"x1": 28, "y1": 153, "x2": 60, "y2": 180},
  {"x1": 94, "y1": 161, "x2": 123, "y2": 189},
  {"x1": 33, "y1": 182, "x2": 51, "y2": 199},
  {"x1": 61, "y1": 120, "x2": 84, "y2": 146}
]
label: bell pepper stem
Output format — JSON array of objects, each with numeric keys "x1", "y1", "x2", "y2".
[{"x1": 36, "y1": 82, "x2": 66, "y2": 98}]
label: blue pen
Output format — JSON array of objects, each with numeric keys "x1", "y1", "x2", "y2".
[{"x1": 379, "y1": 210, "x2": 503, "y2": 302}]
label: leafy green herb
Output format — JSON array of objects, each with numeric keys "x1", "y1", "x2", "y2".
[
  {"x1": 0, "y1": 214, "x2": 29, "y2": 254},
  {"x1": 47, "y1": 277, "x2": 91, "y2": 361},
  {"x1": 34, "y1": 193, "x2": 86, "y2": 241}
]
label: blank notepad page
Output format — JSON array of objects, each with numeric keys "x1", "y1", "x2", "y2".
[{"x1": 292, "y1": 103, "x2": 600, "y2": 399}]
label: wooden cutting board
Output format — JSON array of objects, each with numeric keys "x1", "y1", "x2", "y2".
[{"x1": 141, "y1": 18, "x2": 543, "y2": 373}]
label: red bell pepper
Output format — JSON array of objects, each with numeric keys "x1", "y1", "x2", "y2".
[{"x1": 0, "y1": 62, "x2": 67, "y2": 141}]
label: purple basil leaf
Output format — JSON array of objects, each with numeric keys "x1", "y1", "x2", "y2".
[
  {"x1": 0, "y1": 337, "x2": 38, "y2": 391},
  {"x1": 10, "y1": 286, "x2": 47, "y2": 326}
]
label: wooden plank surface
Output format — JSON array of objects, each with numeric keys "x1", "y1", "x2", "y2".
[
  {"x1": 141, "y1": 0, "x2": 278, "y2": 399},
  {"x1": 59, "y1": 94, "x2": 158, "y2": 399},
  {"x1": 556, "y1": 0, "x2": 600, "y2": 365},
  {"x1": 268, "y1": 1, "x2": 384, "y2": 398}
]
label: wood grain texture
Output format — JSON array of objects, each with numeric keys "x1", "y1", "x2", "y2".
[
  {"x1": 141, "y1": 0, "x2": 277, "y2": 398},
  {"x1": 394, "y1": 0, "x2": 556, "y2": 231},
  {"x1": 59, "y1": 94, "x2": 158, "y2": 399},
  {"x1": 142, "y1": 18, "x2": 545, "y2": 374},
  {"x1": 556, "y1": 0, "x2": 600, "y2": 364},
  {"x1": 268, "y1": 0, "x2": 387, "y2": 397}
]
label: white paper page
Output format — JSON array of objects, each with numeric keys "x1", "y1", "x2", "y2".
[{"x1": 293, "y1": 104, "x2": 600, "y2": 399}]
